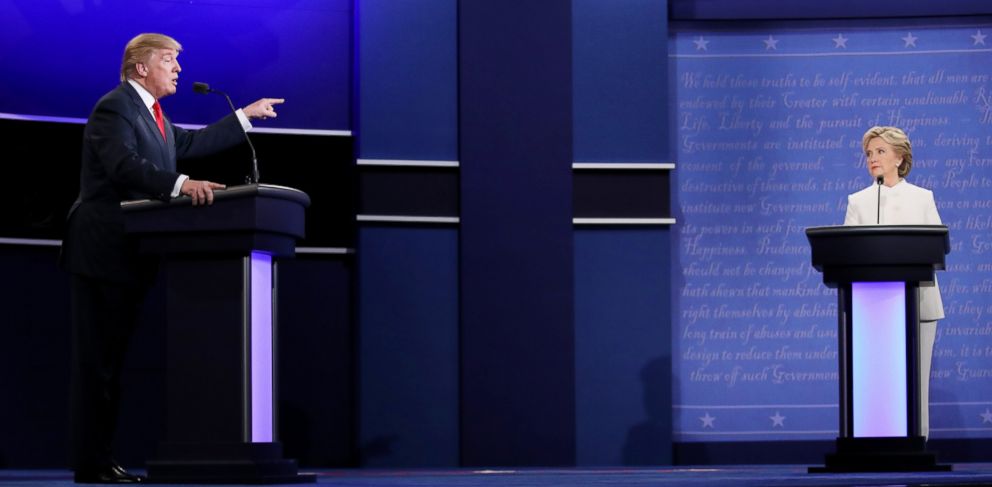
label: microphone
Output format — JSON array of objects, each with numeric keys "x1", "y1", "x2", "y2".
[
  {"x1": 876, "y1": 175, "x2": 884, "y2": 224},
  {"x1": 192, "y1": 82, "x2": 260, "y2": 184}
]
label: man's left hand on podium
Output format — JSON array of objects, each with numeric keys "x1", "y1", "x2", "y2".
[{"x1": 181, "y1": 179, "x2": 226, "y2": 206}]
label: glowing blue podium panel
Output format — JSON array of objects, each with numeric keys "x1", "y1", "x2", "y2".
[
  {"x1": 851, "y1": 282, "x2": 907, "y2": 437},
  {"x1": 250, "y1": 251, "x2": 274, "y2": 443}
]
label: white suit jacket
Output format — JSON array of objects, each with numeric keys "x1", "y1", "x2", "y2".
[{"x1": 843, "y1": 179, "x2": 944, "y2": 321}]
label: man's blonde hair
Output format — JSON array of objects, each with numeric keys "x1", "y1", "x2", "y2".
[
  {"x1": 120, "y1": 33, "x2": 182, "y2": 82},
  {"x1": 862, "y1": 126, "x2": 914, "y2": 178}
]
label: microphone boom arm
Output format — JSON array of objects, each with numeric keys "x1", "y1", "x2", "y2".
[
  {"x1": 876, "y1": 175, "x2": 883, "y2": 224},
  {"x1": 192, "y1": 82, "x2": 260, "y2": 184}
]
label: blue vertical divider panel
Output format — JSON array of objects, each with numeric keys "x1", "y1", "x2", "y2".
[
  {"x1": 357, "y1": 227, "x2": 459, "y2": 467},
  {"x1": 459, "y1": 0, "x2": 576, "y2": 466},
  {"x1": 575, "y1": 229, "x2": 673, "y2": 465},
  {"x1": 355, "y1": 0, "x2": 461, "y2": 467},
  {"x1": 572, "y1": 0, "x2": 674, "y2": 465},
  {"x1": 573, "y1": 0, "x2": 668, "y2": 162},
  {"x1": 356, "y1": 0, "x2": 457, "y2": 160}
]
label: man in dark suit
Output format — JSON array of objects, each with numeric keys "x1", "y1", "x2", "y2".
[{"x1": 60, "y1": 33, "x2": 284, "y2": 483}]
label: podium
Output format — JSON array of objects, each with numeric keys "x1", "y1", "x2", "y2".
[
  {"x1": 122, "y1": 184, "x2": 315, "y2": 483},
  {"x1": 805, "y1": 225, "x2": 950, "y2": 473}
]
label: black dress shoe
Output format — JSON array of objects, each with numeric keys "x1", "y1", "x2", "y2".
[{"x1": 74, "y1": 465, "x2": 145, "y2": 484}]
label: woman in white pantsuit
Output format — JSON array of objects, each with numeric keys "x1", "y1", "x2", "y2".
[{"x1": 843, "y1": 126, "x2": 944, "y2": 439}]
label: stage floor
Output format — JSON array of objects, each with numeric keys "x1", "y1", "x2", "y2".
[{"x1": 4, "y1": 465, "x2": 992, "y2": 487}]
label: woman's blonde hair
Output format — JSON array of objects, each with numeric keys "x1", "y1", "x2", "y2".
[
  {"x1": 120, "y1": 33, "x2": 182, "y2": 82},
  {"x1": 862, "y1": 126, "x2": 913, "y2": 178}
]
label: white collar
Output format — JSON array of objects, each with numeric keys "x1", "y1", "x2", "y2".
[
  {"x1": 127, "y1": 79, "x2": 157, "y2": 110},
  {"x1": 882, "y1": 178, "x2": 906, "y2": 190}
]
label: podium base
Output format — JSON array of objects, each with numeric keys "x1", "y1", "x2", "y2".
[
  {"x1": 147, "y1": 442, "x2": 316, "y2": 484},
  {"x1": 809, "y1": 436, "x2": 952, "y2": 473}
]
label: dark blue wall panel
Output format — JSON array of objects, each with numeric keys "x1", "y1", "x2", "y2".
[
  {"x1": 572, "y1": 1, "x2": 673, "y2": 465},
  {"x1": 277, "y1": 257, "x2": 355, "y2": 466},
  {"x1": 357, "y1": 227, "x2": 459, "y2": 467},
  {"x1": 0, "y1": 247, "x2": 72, "y2": 467},
  {"x1": 354, "y1": 0, "x2": 460, "y2": 468},
  {"x1": 356, "y1": 0, "x2": 457, "y2": 160},
  {"x1": 575, "y1": 229, "x2": 672, "y2": 466},
  {"x1": 458, "y1": 0, "x2": 575, "y2": 466},
  {"x1": 573, "y1": 0, "x2": 668, "y2": 162}
]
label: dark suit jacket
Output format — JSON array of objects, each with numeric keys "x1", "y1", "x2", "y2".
[{"x1": 61, "y1": 82, "x2": 245, "y2": 282}]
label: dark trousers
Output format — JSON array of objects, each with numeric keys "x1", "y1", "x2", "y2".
[{"x1": 69, "y1": 273, "x2": 149, "y2": 471}]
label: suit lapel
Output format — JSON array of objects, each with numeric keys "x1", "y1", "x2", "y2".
[
  {"x1": 162, "y1": 117, "x2": 176, "y2": 172},
  {"x1": 121, "y1": 82, "x2": 172, "y2": 169}
]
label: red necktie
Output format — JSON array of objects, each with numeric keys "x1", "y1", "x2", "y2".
[{"x1": 152, "y1": 100, "x2": 166, "y2": 140}]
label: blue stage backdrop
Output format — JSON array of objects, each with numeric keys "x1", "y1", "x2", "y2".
[
  {"x1": 671, "y1": 19, "x2": 992, "y2": 442},
  {"x1": 0, "y1": 0, "x2": 350, "y2": 130}
]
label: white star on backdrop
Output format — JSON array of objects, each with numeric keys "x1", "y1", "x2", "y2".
[
  {"x1": 832, "y1": 34, "x2": 848, "y2": 49},
  {"x1": 902, "y1": 32, "x2": 918, "y2": 48},
  {"x1": 770, "y1": 411, "x2": 786, "y2": 427},
  {"x1": 981, "y1": 408, "x2": 992, "y2": 424},
  {"x1": 973, "y1": 30, "x2": 988, "y2": 46},
  {"x1": 700, "y1": 412, "x2": 716, "y2": 428},
  {"x1": 693, "y1": 36, "x2": 710, "y2": 51},
  {"x1": 763, "y1": 35, "x2": 779, "y2": 50}
]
